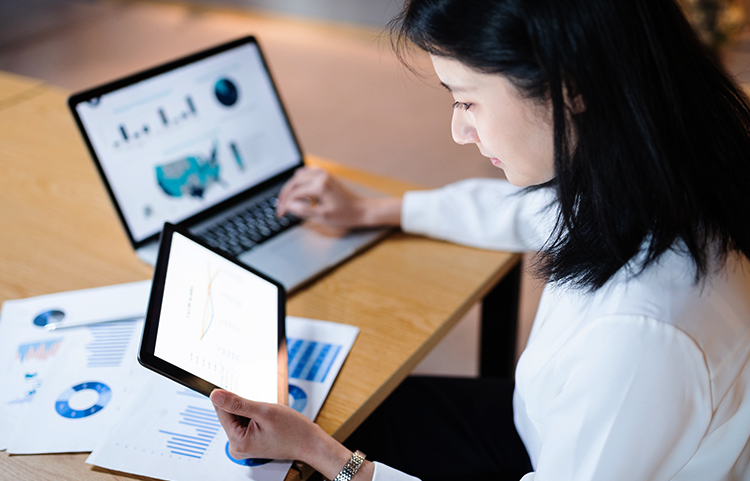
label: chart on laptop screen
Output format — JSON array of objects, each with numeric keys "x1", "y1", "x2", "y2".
[
  {"x1": 74, "y1": 42, "x2": 300, "y2": 244},
  {"x1": 154, "y1": 232, "x2": 280, "y2": 402}
]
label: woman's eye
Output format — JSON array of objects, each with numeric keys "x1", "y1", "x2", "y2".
[{"x1": 452, "y1": 101, "x2": 473, "y2": 111}]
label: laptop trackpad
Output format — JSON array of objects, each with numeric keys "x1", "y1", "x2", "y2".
[{"x1": 237, "y1": 224, "x2": 384, "y2": 291}]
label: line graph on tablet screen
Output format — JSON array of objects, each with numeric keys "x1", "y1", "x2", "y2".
[
  {"x1": 185, "y1": 259, "x2": 255, "y2": 393},
  {"x1": 188, "y1": 262, "x2": 240, "y2": 391},
  {"x1": 155, "y1": 231, "x2": 280, "y2": 402},
  {"x1": 200, "y1": 265, "x2": 220, "y2": 341}
]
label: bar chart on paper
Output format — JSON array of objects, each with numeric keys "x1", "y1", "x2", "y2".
[
  {"x1": 86, "y1": 317, "x2": 360, "y2": 481},
  {"x1": 160, "y1": 389, "x2": 222, "y2": 460},
  {"x1": 287, "y1": 339, "x2": 342, "y2": 383},
  {"x1": 16, "y1": 338, "x2": 63, "y2": 363},
  {"x1": 86, "y1": 380, "x2": 294, "y2": 481},
  {"x1": 140, "y1": 340, "x2": 338, "y2": 464},
  {"x1": 86, "y1": 322, "x2": 139, "y2": 368}
]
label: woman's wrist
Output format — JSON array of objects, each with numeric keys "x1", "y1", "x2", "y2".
[
  {"x1": 318, "y1": 450, "x2": 374, "y2": 481},
  {"x1": 358, "y1": 196, "x2": 402, "y2": 228},
  {"x1": 300, "y1": 424, "x2": 373, "y2": 481},
  {"x1": 297, "y1": 423, "x2": 347, "y2": 478}
]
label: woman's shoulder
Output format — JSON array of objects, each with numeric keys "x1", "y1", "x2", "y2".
[
  {"x1": 592, "y1": 249, "x2": 750, "y2": 323},
  {"x1": 540, "y1": 249, "x2": 750, "y2": 367},
  {"x1": 576, "y1": 249, "x2": 750, "y2": 381}
]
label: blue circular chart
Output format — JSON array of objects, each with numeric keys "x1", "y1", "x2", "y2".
[
  {"x1": 55, "y1": 382, "x2": 111, "y2": 419},
  {"x1": 33, "y1": 309, "x2": 65, "y2": 327},
  {"x1": 215, "y1": 78, "x2": 239, "y2": 107},
  {"x1": 226, "y1": 384, "x2": 308, "y2": 466},
  {"x1": 225, "y1": 443, "x2": 271, "y2": 467},
  {"x1": 289, "y1": 384, "x2": 308, "y2": 413}
]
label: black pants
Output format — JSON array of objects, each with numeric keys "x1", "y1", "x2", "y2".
[{"x1": 344, "y1": 376, "x2": 532, "y2": 481}]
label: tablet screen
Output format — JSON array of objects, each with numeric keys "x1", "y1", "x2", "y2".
[{"x1": 142, "y1": 225, "x2": 285, "y2": 403}]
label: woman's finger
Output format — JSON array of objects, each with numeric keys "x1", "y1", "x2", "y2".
[
  {"x1": 212, "y1": 401, "x2": 241, "y2": 432},
  {"x1": 282, "y1": 181, "x2": 326, "y2": 205},
  {"x1": 211, "y1": 389, "x2": 258, "y2": 417},
  {"x1": 211, "y1": 391, "x2": 248, "y2": 435},
  {"x1": 283, "y1": 199, "x2": 319, "y2": 219},
  {"x1": 278, "y1": 167, "x2": 325, "y2": 203},
  {"x1": 277, "y1": 179, "x2": 328, "y2": 217},
  {"x1": 211, "y1": 390, "x2": 266, "y2": 457}
]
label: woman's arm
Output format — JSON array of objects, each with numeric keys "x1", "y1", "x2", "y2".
[
  {"x1": 400, "y1": 178, "x2": 555, "y2": 251},
  {"x1": 277, "y1": 168, "x2": 556, "y2": 253}
]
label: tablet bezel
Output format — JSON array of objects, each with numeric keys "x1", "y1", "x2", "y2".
[{"x1": 138, "y1": 222, "x2": 288, "y2": 404}]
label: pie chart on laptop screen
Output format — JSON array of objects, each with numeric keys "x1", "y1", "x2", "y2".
[{"x1": 214, "y1": 78, "x2": 239, "y2": 107}]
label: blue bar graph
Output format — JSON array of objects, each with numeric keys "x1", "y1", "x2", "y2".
[
  {"x1": 86, "y1": 322, "x2": 136, "y2": 368},
  {"x1": 16, "y1": 338, "x2": 63, "y2": 363},
  {"x1": 287, "y1": 338, "x2": 342, "y2": 383},
  {"x1": 160, "y1": 393, "x2": 221, "y2": 459}
]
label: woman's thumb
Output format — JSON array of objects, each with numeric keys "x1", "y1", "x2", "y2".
[{"x1": 211, "y1": 389, "x2": 252, "y2": 415}]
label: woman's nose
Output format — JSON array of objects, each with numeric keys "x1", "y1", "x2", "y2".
[{"x1": 451, "y1": 109, "x2": 480, "y2": 145}]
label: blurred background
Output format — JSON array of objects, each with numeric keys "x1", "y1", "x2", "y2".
[{"x1": 2, "y1": 0, "x2": 749, "y2": 376}]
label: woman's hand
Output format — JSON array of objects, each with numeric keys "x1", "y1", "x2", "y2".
[
  {"x1": 210, "y1": 389, "x2": 374, "y2": 480},
  {"x1": 210, "y1": 389, "x2": 319, "y2": 461},
  {"x1": 277, "y1": 167, "x2": 402, "y2": 229}
]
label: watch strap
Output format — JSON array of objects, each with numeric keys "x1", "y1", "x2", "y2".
[{"x1": 332, "y1": 450, "x2": 366, "y2": 481}]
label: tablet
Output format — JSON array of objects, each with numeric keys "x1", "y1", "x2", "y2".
[{"x1": 139, "y1": 222, "x2": 288, "y2": 404}]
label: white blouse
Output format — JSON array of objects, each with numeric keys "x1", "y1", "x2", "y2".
[{"x1": 371, "y1": 178, "x2": 750, "y2": 481}]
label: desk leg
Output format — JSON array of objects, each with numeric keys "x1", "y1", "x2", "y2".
[{"x1": 480, "y1": 262, "x2": 521, "y2": 379}]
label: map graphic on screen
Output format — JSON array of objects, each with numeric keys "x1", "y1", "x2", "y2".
[{"x1": 155, "y1": 142, "x2": 221, "y2": 199}]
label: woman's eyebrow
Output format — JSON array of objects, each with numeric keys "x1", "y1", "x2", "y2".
[{"x1": 441, "y1": 81, "x2": 471, "y2": 93}]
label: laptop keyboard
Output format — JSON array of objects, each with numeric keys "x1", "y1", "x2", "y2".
[{"x1": 199, "y1": 194, "x2": 300, "y2": 256}]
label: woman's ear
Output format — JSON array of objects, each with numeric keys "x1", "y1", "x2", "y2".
[
  {"x1": 568, "y1": 92, "x2": 586, "y2": 114},
  {"x1": 563, "y1": 80, "x2": 586, "y2": 114}
]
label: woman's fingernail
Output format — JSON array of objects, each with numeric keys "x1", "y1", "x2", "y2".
[{"x1": 211, "y1": 390, "x2": 225, "y2": 407}]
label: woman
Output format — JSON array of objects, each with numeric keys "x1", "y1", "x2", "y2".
[{"x1": 210, "y1": 0, "x2": 750, "y2": 479}]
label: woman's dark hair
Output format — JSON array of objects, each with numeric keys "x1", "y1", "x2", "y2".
[{"x1": 392, "y1": 0, "x2": 750, "y2": 289}]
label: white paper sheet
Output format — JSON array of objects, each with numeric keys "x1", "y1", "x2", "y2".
[
  {"x1": 87, "y1": 372, "x2": 293, "y2": 481},
  {"x1": 0, "y1": 281, "x2": 151, "y2": 451},
  {"x1": 86, "y1": 316, "x2": 359, "y2": 481}
]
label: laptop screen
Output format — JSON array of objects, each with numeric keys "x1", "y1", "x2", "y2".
[{"x1": 72, "y1": 38, "x2": 302, "y2": 245}]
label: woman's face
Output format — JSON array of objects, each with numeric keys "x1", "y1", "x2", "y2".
[{"x1": 431, "y1": 55, "x2": 556, "y2": 186}]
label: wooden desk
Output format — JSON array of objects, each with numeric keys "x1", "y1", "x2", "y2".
[
  {"x1": 0, "y1": 71, "x2": 520, "y2": 480},
  {"x1": 0, "y1": 71, "x2": 46, "y2": 110}
]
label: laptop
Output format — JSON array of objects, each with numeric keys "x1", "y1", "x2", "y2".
[{"x1": 68, "y1": 35, "x2": 389, "y2": 293}]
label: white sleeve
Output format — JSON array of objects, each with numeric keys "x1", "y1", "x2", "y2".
[
  {"x1": 401, "y1": 178, "x2": 556, "y2": 252},
  {"x1": 523, "y1": 316, "x2": 712, "y2": 481},
  {"x1": 372, "y1": 461, "x2": 421, "y2": 481}
]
